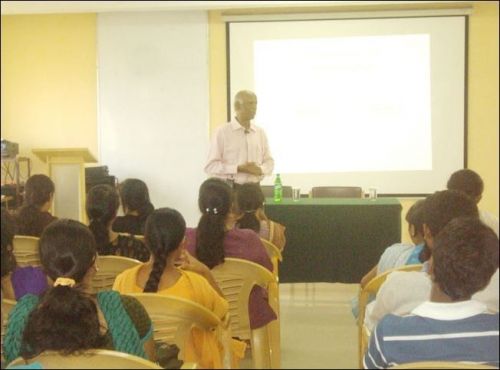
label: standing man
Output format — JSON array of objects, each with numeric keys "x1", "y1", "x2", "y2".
[{"x1": 205, "y1": 90, "x2": 274, "y2": 187}]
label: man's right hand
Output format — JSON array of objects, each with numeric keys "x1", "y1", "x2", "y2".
[{"x1": 237, "y1": 162, "x2": 263, "y2": 176}]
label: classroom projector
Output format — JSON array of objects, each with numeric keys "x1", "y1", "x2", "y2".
[{"x1": 1, "y1": 139, "x2": 19, "y2": 159}]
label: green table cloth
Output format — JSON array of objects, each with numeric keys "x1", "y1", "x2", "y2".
[{"x1": 264, "y1": 197, "x2": 402, "y2": 283}]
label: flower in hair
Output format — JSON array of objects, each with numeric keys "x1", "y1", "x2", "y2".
[
  {"x1": 53, "y1": 277, "x2": 76, "y2": 288},
  {"x1": 205, "y1": 207, "x2": 218, "y2": 215}
]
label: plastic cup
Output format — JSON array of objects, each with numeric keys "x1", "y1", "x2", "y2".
[{"x1": 292, "y1": 188, "x2": 301, "y2": 201}]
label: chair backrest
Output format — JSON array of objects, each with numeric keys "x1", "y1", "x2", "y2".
[
  {"x1": 358, "y1": 264, "x2": 423, "y2": 368},
  {"x1": 91, "y1": 255, "x2": 141, "y2": 293},
  {"x1": 13, "y1": 235, "x2": 41, "y2": 267},
  {"x1": 260, "y1": 238, "x2": 282, "y2": 277},
  {"x1": 311, "y1": 186, "x2": 362, "y2": 198},
  {"x1": 7, "y1": 349, "x2": 162, "y2": 369},
  {"x1": 125, "y1": 293, "x2": 221, "y2": 363},
  {"x1": 389, "y1": 361, "x2": 498, "y2": 369},
  {"x1": 212, "y1": 258, "x2": 276, "y2": 368},
  {"x1": 260, "y1": 185, "x2": 292, "y2": 198}
]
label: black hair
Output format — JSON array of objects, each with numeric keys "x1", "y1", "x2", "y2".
[
  {"x1": 21, "y1": 219, "x2": 106, "y2": 359},
  {"x1": 1, "y1": 208, "x2": 18, "y2": 278},
  {"x1": 16, "y1": 174, "x2": 55, "y2": 236},
  {"x1": 405, "y1": 199, "x2": 426, "y2": 237},
  {"x1": 418, "y1": 190, "x2": 479, "y2": 263},
  {"x1": 86, "y1": 184, "x2": 119, "y2": 253},
  {"x1": 235, "y1": 183, "x2": 265, "y2": 233},
  {"x1": 119, "y1": 179, "x2": 154, "y2": 221},
  {"x1": 447, "y1": 169, "x2": 484, "y2": 201},
  {"x1": 143, "y1": 208, "x2": 186, "y2": 293},
  {"x1": 195, "y1": 178, "x2": 232, "y2": 269},
  {"x1": 432, "y1": 217, "x2": 499, "y2": 301}
]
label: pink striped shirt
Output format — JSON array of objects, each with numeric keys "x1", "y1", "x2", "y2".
[{"x1": 205, "y1": 119, "x2": 274, "y2": 184}]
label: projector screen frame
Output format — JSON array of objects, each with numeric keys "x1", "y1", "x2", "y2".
[{"x1": 225, "y1": 15, "x2": 469, "y2": 198}]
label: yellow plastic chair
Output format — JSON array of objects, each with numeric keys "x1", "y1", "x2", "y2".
[
  {"x1": 91, "y1": 255, "x2": 141, "y2": 293},
  {"x1": 389, "y1": 361, "x2": 498, "y2": 369},
  {"x1": 126, "y1": 293, "x2": 230, "y2": 368},
  {"x1": 181, "y1": 363, "x2": 199, "y2": 369},
  {"x1": 7, "y1": 349, "x2": 162, "y2": 369},
  {"x1": 212, "y1": 258, "x2": 279, "y2": 369},
  {"x1": 260, "y1": 238, "x2": 282, "y2": 277},
  {"x1": 259, "y1": 238, "x2": 282, "y2": 368},
  {"x1": 358, "y1": 264, "x2": 423, "y2": 368},
  {"x1": 13, "y1": 235, "x2": 41, "y2": 267}
]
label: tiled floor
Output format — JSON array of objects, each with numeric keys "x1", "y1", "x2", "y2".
[{"x1": 242, "y1": 282, "x2": 360, "y2": 369}]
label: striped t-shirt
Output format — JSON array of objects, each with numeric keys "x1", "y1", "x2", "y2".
[{"x1": 364, "y1": 300, "x2": 499, "y2": 369}]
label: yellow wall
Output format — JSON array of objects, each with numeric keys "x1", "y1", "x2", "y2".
[
  {"x1": 1, "y1": 14, "x2": 97, "y2": 175},
  {"x1": 468, "y1": 1, "x2": 499, "y2": 217},
  {"x1": 208, "y1": 2, "x2": 499, "y2": 242}
]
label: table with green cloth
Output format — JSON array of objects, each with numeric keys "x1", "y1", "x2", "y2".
[{"x1": 264, "y1": 197, "x2": 402, "y2": 283}]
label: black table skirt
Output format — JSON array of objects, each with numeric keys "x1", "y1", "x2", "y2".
[{"x1": 264, "y1": 197, "x2": 402, "y2": 283}]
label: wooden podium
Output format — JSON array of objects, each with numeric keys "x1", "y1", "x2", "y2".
[{"x1": 32, "y1": 148, "x2": 97, "y2": 222}]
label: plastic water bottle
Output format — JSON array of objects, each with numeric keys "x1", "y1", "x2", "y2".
[{"x1": 274, "y1": 174, "x2": 283, "y2": 203}]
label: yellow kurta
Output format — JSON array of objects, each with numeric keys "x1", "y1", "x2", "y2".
[{"x1": 112, "y1": 265, "x2": 246, "y2": 368}]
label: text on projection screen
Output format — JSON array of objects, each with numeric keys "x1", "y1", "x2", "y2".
[{"x1": 253, "y1": 34, "x2": 432, "y2": 174}]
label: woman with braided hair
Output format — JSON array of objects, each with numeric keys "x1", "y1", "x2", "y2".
[
  {"x1": 86, "y1": 184, "x2": 150, "y2": 262},
  {"x1": 113, "y1": 208, "x2": 246, "y2": 368},
  {"x1": 3, "y1": 219, "x2": 156, "y2": 365},
  {"x1": 185, "y1": 178, "x2": 277, "y2": 331},
  {"x1": 15, "y1": 174, "x2": 57, "y2": 237}
]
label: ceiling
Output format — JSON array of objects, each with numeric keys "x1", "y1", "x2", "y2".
[{"x1": 0, "y1": 1, "x2": 469, "y2": 15}]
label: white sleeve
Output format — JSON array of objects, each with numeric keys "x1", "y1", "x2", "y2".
[
  {"x1": 364, "y1": 271, "x2": 431, "y2": 331},
  {"x1": 259, "y1": 129, "x2": 274, "y2": 176}
]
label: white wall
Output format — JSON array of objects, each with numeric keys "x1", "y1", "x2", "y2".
[{"x1": 97, "y1": 11, "x2": 209, "y2": 226}]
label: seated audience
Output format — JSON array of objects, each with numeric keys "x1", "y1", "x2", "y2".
[
  {"x1": 364, "y1": 217, "x2": 499, "y2": 368},
  {"x1": 234, "y1": 182, "x2": 286, "y2": 251},
  {"x1": 365, "y1": 190, "x2": 499, "y2": 331},
  {"x1": 360, "y1": 199, "x2": 426, "y2": 288},
  {"x1": 185, "y1": 178, "x2": 277, "y2": 330},
  {"x1": 112, "y1": 178, "x2": 154, "y2": 235},
  {"x1": 3, "y1": 219, "x2": 156, "y2": 364},
  {"x1": 447, "y1": 168, "x2": 499, "y2": 236},
  {"x1": 86, "y1": 184, "x2": 150, "y2": 262},
  {"x1": 113, "y1": 208, "x2": 246, "y2": 368},
  {"x1": 15, "y1": 174, "x2": 56, "y2": 237},
  {"x1": 1, "y1": 209, "x2": 48, "y2": 300}
]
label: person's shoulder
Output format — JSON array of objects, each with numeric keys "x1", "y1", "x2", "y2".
[
  {"x1": 115, "y1": 263, "x2": 142, "y2": 282},
  {"x1": 12, "y1": 265, "x2": 45, "y2": 278},
  {"x1": 179, "y1": 269, "x2": 214, "y2": 291},
  {"x1": 185, "y1": 227, "x2": 197, "y2": 242},
  {"x1": 376, "y1": 312, "x2": 424, "y2": 338},
  {"x1": 214, "y1": 121, "x2": 233, "y2": 134},
  {"x1": 387, "y1": 269, "x2": 427, "y2": 280},
  {"x1": 384, "y1": 243, "x2": 414, "y2": 254},
  {"x1": 228, "y1": 227, "x2": 261, "y2": 242},
  {"x1": 382, "y1": 270, "x2": 430, "y2": 292}
]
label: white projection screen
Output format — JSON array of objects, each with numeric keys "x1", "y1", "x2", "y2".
[{"x1": 228, "y1": 16, "x2": 466, "y2": 195}]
